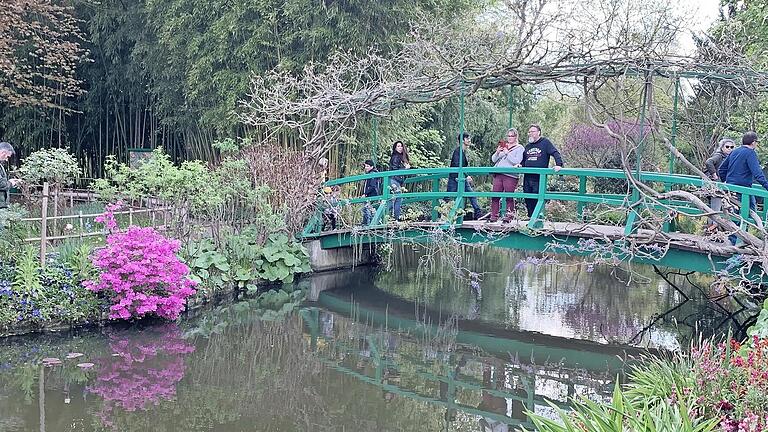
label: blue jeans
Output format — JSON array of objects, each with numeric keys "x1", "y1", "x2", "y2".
[
  {"x1": 446, "y1": 177, "x2": 481, "y2": 213},
  {"x1": 390, "y1": 179, "x2": 403, "y2": 220},
  {"x1": 362, "y1": 203, "x2": 374, "y2": 225}
]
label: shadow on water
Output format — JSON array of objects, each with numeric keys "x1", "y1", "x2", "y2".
[{"x1": 0, "y1": 245, "x2": 758, "y2": 431}]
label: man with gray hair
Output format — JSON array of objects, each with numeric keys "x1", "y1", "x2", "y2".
[{"x1": 0, "y1": 142, "x2": 20, "y2": 209}]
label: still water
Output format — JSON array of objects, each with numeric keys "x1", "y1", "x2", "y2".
[{"x1": 0, "y1": 246, "x2": 741, "y2": 431}]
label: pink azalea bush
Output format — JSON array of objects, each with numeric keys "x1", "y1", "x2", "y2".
[{"x1": 86, "y1": 204, "x2": 196, "y2": 320}]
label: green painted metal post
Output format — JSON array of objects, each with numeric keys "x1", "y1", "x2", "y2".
[
  {"x1": 451, "y1": 85, "x2": 467, "y2": 226},
  {"x1": 507, "y1": 85, "x2": 514, "y2": 129},
  {"x1": 431, "y1": 178, "x2": 441, "y2": 221},
  {"x1": 626, "y1": 74, "x2": 651, "y2": 236},
  {"x1": 372, "y1": 117, "x2": 379, "y2": 166},
  {"x1": 740, "y1": 193, "x2": 751, "y2": 231},
  {"x1": 668, "y1": 78, "x2": 680, "y2": 176},
  {"x1": 527, "y1": 174, "x2": 547, "y2": 229},
  {"x1": 372, "y1": 174, "x2": 391, "y2": 225},
  {"x1": 663, "y1": 78, "x2": 681, "y2": 233},
  {"x1": 635, "y1": 74, "x2": 650, "y2": 179},
  {"x1": 577, "y1": 176, "x2": 587, "y2": 219}
]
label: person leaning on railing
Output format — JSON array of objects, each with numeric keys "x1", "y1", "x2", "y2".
[
  {"x1": 718, "y1": 131, "x2": 768, "y2": 245},
  {"x1": 0, "y1": 142, "x2": 21, "y2": 209},
  {"x1": 521, "y1": 124, "x2": 563, "y2": 219}
]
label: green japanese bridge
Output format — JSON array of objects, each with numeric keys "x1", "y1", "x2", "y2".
[{"x1": 301, "y1": 166, "x2": 768, "y2": 274}]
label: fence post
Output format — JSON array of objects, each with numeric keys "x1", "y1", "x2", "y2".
[
  {"x1": 40, "y1": 182, "x2": 49, "y2": 267},
  {"x1": 128, "y1": 207, "x2": 133, "y2": 227},
  {"x1": 78, "y1": 211, "x2": 84, "y2": 241}
]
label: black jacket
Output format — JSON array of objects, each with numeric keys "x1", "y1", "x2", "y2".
[
  {"x1": 389, "y1": 153, "x2": 408, "y2": 183},
  {"x1": 522, "y1": 138, "x2": 564, "y2": 171},
  {"x1": 449, "y1": 146, "x2": 469, "y2": 180},
  {"x1": 704, "y1": 150, "x2": 727, "y2": 180},
  {"x1": 363, "y1": 169, "x2": 382, "y2": 197}
]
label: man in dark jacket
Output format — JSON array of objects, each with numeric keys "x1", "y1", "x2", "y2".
[
  {"x1": 718, "y1": 132, "x2": 768, "y2": 244},
  {"x1": 521, "y1": 124, "x2": 563, "y2": 218},
  {"x1": 361, "y1": 160, "x2": 381, "y2": 225},
  {"x1": 446, "y1": 133, "x2": 483, "y2": 218},
  {"x1": 0, "y1": 142, "x2": 19, "y2": 209},
  {"x1": 718, "y1": 132, "x2": 768, "y2": 203}
]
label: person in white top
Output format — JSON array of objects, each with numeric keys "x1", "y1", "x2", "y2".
[{"x1": 489, "y1": 128, "x2": 524, "y2": 222}]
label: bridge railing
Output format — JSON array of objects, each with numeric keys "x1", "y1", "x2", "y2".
[{"x1": 302, "y1": 167, "x2": 768, "y2": 238}]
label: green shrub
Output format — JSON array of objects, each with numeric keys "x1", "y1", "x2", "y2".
[
  {"x1": 186, "y1": 228, "x2": 310, "y2": 299},
  {"x1": 18, "y1": 148, "x2": 80, "y2": 187}
]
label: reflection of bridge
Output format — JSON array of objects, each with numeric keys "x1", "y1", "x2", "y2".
[
  {"x1": 299, "y1": 298, "x2": 621, "y2": 430},
  {"x1": 302, "y1": 167, "x2": 764, "y2": 273}
]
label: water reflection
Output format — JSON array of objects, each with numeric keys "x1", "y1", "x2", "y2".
[
  {"x1": 368, "y1": 245, "x2": 741, "y2": 350},
  {"x1": 301, "y1": 307, "x2": 613, "y2": 431},
  {"x1": 0, "y1": 245, "x2": 754, "y2": 431},
  {"x1": 89, "y1": 325, "x2": 195, "y2": 428}
]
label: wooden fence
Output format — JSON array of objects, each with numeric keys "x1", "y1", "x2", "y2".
[{"x1": 16, "y1": 183, "x2": 174, "y2": 267}]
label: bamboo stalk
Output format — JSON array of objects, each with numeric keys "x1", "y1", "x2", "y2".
[{"x1": 40, "y1": 183, "x2": 49, "y2": 267}]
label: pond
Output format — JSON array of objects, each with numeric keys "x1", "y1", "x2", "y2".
[{"x1": 0, "y1": 246, "x2": 746, "y2": 431}]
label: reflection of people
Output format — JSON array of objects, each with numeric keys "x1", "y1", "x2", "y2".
[
  {"x1": 320, "y1": 311, "x2": 335, "y2": 337},
  {"x1": 478, "y1": 363, "x2": 511, "y2": 432},
  {"x1": 0, "y1": 142, "x2": 20, "y2": 209}
]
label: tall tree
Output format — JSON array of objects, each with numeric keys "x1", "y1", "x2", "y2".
[{"x1": 0, "y1": 0, "x2": 88, "y2": 109}]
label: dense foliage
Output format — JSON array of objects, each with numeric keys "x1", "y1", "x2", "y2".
[{"x1": 0, "y1": 0, "x2": 479, "y2": 172}]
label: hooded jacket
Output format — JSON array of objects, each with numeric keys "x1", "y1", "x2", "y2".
[
  {"x1": 704, "y1": 150, "x2": 727, "y2": 180},
  {"x1": 363, "y1": 168, "x2": 382, "y2": 197}
]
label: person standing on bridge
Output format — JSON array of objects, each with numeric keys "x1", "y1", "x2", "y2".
[
  {"x1": 490, "y1": 128, "x2": 524, "y2": 223},
  {"x1": 703, "y1": 138, "x2": 735, "y2": 232},
  {"x1": 361, "y1": 159, "x2": 381, "y2": 225},
  {"x1": 521, "y1": 124, "x2": 563, "y2": 219},
  {"x1": 718, "y1": 132, "x2": 768, "y2": 244},
  {"x1": 0, "y1": 142, "x2": 20, "y2": 209},
  {"x1": 389, "y1": 141, "x2": 410, "y2": 221},
  {"x1": 447, "y1": 132, "x2": 484, "y2": 219}
]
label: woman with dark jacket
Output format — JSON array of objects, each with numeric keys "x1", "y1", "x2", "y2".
[
  {"x1": 704, "y1": 138, "x2": 735, "y2": 232},
  {"x1": 704, "y1": 138, "x2": 734, "y2": 180},
  {"x1": 389, "y1": 141, "x2": 411, "y2": 220}
]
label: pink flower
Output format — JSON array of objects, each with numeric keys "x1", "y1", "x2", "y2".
[{"x1": 86, "y1": 225, "x2": 196, "y2": 321}]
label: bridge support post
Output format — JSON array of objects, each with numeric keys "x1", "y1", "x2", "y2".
[
  {"x1": 577, "y1": 176, "x2": 587, "y2": 219},
  {"x1": 431, "y1": 178, "x2": 441, "y2": 222},
  {"x1": 305, "y1": 240, "x2": 377, "y2": 272},
  {"x1": 527, "y1": 174, "x2": 547, "y2": 229},
  {"x1": 372, "y1": 174, "x2": 391, "y2": 225}
]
